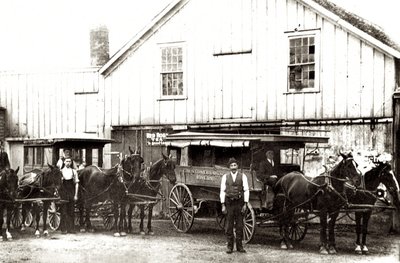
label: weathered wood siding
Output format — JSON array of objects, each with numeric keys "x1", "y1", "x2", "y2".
[
  {"x1": 101, "y1": 0, "x2": 396, "y2": 129},
  {"x1": 0, "y1": 69, "x2": 100, "y2": 138}
]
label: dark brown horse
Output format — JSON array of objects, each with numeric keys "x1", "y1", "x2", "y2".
[
  {"x1": 273, "y1": 152, "x2": 361, "y2": 254},
  {"x1": 350, "y1": 161, "x2": 400, "y2": 254},
  {"x1": 0, "y1": 168, "x2": 19, "y2": 241},
  {"x1": 78, "y1": 148, "x2": 143, "y2": 236},
  {"x1": 127, "y1": 153, "x2": 176, "y2": 235},
  {"x1": 18, "y1": 164, "x2": 63, "y2": 237}
]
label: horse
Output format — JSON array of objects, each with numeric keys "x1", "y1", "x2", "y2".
[
  {"x1": 78, "y1": 148, "x2": 143, "y2": 236},
  {"x1": 350, "y1": 161, "x2": 400, "y2": 254},
  {"x1": 0, "y1": 167, "x2": 19, "y2": 241},
  {"x1": 18, "y1": 164, "x2": 63, "y2": 237},
  {"x1": 273, "y1": 151, "x2": 361, "y2": 254},
  {"x1": 126, "y1": 153, "x2": 176, "y2": 235}
]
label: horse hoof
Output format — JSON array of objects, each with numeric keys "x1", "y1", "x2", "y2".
[
  {"x1": 362, "y1": 245, "x2": 369, "y2": 254},
  {"x1": 355, "y1": 244, "x2": 362, "y2": 255},
  {"x1": 113, "y1": 232, "x2": 121, "y2": 237},
  {"x1": 148, "y1": 231, "x2": 154, "y2": 236},
  {"x1": 21, "y1": 225, "x2": 26, "y2": 231},
  {"x1": 89, "y1": 229, "x2": 95, "y2": 233},
  {"x1": 43, "y1": 231, "x2": 49, "y2": 237},
  {"x1": 120, "y1": 232, "x2": 127, "y2": 237},
  {"x1": 0, "y1": 236, "x2": 3, "y2": 242},
  {"x1": 280, "y1": 242, "x2": 288, "y2": 250},
  {"x1": 140, "y1": 231, "x2": 145, "y2": 235},
  {"x1": 288, "y1": 243, "x2": 293, "y2": 249},
  {"x1": 328, "y1": 246, "x2": 337, "y2": 254},
  {"x1": 319, "y1": 246, "x2": 329, "y2": 255},
  {"x1": 80, "y1": 229, "x2": 86, "y2": 233},
  {"x1": 35, "y1": 231, "x2": 40, "y2": 238}
]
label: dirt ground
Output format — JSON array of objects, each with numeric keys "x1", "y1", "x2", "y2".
[{"x1": 0, "y1": 218, "x2": 399, "y2": 263}]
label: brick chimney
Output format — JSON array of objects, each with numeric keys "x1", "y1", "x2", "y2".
[{"x1": 90, "y1": 25, "x2": 110, "y2": 66}]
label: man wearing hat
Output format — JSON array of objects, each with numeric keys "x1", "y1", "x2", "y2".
[
  {"x1": 0, "y1": 141, "x2": 10, "y2": 171},
  {"x1": 220, "y1": 157, "x2": 249, "y2": 253}
]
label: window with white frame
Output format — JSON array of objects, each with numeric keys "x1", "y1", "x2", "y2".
[
  {"x1": 161, "y1": 46, "x2": 184, "y2": 97},
  {"x1": 287, "y1": 32, "x2": 319, "y2": 92}
]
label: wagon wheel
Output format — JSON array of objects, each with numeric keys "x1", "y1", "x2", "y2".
[
  {"x1": 11, "y1": 206, "x2": 33, "y2": 228},
  {"x1": 48, "y1": 201, "x2": 61, "y2": 231},
  {"x1": 287, "y1": 208, "x2": 308, "y2": 242},
  {"x1": 103, "y1": 213, "x2": 115, "y2": 231},
  {"x1": 169, "y1": 183, "x2": 194, "y2": 233},
  {"x1": 243, "y1": 203, "x2": 256, "y2": 244}
]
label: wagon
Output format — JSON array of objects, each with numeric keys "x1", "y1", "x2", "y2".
[
  {"x1": 11, "y1": 133, "x2": 113, "y2": 231},
  {"x1": 165, "y1": 131, "x2": 330, "y2": 243}
]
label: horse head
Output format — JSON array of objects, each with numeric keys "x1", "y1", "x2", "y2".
[
  {"x1": 375, "y1": 162, "x2": 400, "y2": 210},
  {"x1": 42, "y1": 163, "x2": 63, "y2": 197},
  {"x1": 121, "y1": 146, "x2": 144, "y2": 181},
  {"x1": 0, "y1": 167, "x2": 19, "y2": 200},
  {"x1": 331, "y1": 151, "x2": 361, "y2": 190}
]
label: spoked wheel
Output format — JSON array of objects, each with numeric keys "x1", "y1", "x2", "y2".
[
  {"x1": 243, "y1": 203, "x2": 256, "y2": 244},
  {"x1": 48, "y1": 201, "x2": 61, "y2": 231},
  {"x1": 11, "y1": 206, "x2": 33, "y2": 229},
  {"x1": 103, "y1": 213, "x2": 115, "y2": 231},
  {"x1": 169, "y1": 183, "x2": 194, "y2": 232},
  {"x1": 287, "y1": 208, "x2": 309, "y2": 242}
]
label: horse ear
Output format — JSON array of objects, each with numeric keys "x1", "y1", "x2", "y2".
[
  {"x1": 129, "y1": 146, "x2": 134, "y2": 155},
  {"x1": 15, "y1": 166, "x2": 19, "y2": 174},
  {"x1": 47, "y1": 163, "x2": 53, "y2": 169}
]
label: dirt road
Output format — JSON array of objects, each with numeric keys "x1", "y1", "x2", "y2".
[{"x1": 0, "y1": 219, "x2": 399, "y2": 263}]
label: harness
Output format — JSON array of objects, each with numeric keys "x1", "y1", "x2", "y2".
[{"x1": 18, "y1": 171, "x2": 59, "y2": 199}]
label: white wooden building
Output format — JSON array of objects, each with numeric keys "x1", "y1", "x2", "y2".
[{"x1": 98, "y1": 0, "x2": 400, "y2": 172}]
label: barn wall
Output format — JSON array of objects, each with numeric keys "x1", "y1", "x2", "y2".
[
  {"x1": 0, "y1": 68, "x2": 100, "y2": 139},
  {"x1": 101, "y1": 0, "x2": 397, "y2": 130}
]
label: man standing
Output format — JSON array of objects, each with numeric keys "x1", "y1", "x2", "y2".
[
  {"x1": 220, "y1": 157, "x2": 249, "y2": 254},
  {"x1": 0, "y1": 141, "x2": 10, "y2": 171},
  {"x1": 60, "y1": 156, "x2": 79, "y2": 234},
  {"x1": 257, "y1": 150, "x2": 278, "y2": 209}
]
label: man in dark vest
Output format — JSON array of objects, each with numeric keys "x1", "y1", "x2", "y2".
[
  {"x1": 0, "y1": 141, "x2": 10, "y2": 171},
  {"x1": 220, "y1": 157, "x2": 249, "y2": 254}
]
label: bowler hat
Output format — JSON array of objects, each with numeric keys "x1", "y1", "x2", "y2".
[{"x1": 227, "y1": 157, "x2": 238, "y2": 167}]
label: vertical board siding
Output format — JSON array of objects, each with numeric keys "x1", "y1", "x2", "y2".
[{"x1": 0, "y1": 69, "x2": 99, "y2": 138}]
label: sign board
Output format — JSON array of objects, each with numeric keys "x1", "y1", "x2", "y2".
[{"x1": 146, "y1": 132, "x2": 167, "y2": 146}]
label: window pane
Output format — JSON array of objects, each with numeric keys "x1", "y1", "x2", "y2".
[{"x1": 36, "y1": 148, "x2": 43, "y2": 165}]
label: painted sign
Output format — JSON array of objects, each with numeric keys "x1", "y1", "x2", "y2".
[{"x1": 146, "y1": 132, "x2": 167, "y2": 146}]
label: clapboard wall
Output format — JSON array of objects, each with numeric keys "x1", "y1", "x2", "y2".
[
  {"x1": 0, "y1": 68, "x2": 100, "y2": 139},
  {"x1": 100, "y1": 0, "x2": 397, "y2": 129}
]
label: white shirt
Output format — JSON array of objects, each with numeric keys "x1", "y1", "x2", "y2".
[
  {"x1": 61, "y1": 167, "x2": 79, "y2": 184},
  {"x1": 220, "y1": 171, "x2": 250, "y2": 203}
]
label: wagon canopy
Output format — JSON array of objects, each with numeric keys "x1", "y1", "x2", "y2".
[{"x1": 165, "y1": 131, "x2": 329, "y2": 148}]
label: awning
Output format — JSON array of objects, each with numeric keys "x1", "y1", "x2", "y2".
[
  {"x1": 165, "y1": 131, "x2": 329, "y2": 148},
  {"x1": 166, "y1": 139, "x2": 250, "y2": 148}
]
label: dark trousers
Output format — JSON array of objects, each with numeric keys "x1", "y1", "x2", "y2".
[
  {"x1": 60, "y1": 180, "x2": 75, "y2": 232},
  {"x1": 225, "y1": 198, "x2": 244, "y2": 250}
]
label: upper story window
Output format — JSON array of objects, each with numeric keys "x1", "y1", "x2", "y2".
[
  {"x1": 287, "y1": 30, "x2": 320, "y2": 93},
  {"x1": 161, "y1": 45, "x2": 184, "y2": 98}
]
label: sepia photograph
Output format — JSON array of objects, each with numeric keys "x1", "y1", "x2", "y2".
[{"x1": 0, "y1": 0, "x2": 399, "y2": 262}]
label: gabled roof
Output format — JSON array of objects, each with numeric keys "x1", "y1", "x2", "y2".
[{"x1": 100, "y1": 0, "x2": 400, "y2": 76}]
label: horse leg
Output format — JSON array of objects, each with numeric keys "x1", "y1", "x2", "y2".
[
  {"x1": 147, "y1": 204, "x2": 154, "y2": 235},
  {"x1": 139, "y1": 205, "x2": 145, "y2": 235},
  {"x1": 78, "y1": 201, "x2": 85, "y2": 232},
  {"x1": 85, "y1": 202, "x2": 93, "y2": 232},
  {"x1": 5, "y1": 204, "x2": 13, "y2": 240},
  {"x1": 327, "y1": 212, "x2": 338, "y2": 254},
  {"x1": 42, "y1": 202, "x2": 49, "y2": 237},
  {"x1": 33, "y1": 203, "x2": 40, "y2": 237},
  {"x1": 0, "y1": 205, "x2": 4, "y2": 241},
  {"x1": 354, "y1": 212, "x2": 362, "y2": 254},
  {"x1": 361, "y1": 211, "x2": 372, "y2": 254},
  {"x1": 21, "y1": 203, "x2": 29, "y2": 231},
  {"x1": 113, "y1": 202, "x2": 120, "y2": 237},
  {"x1": 127, "y1": 204, "x2": 134, "y2": 234},
  {"x1": 120, "y1": 202, "x2": 127, "y2": 236},
  {"x1": 319, "y1": 209, "x2": 328, "y2": 254}
]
